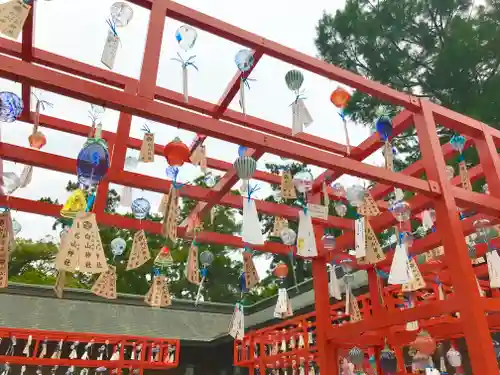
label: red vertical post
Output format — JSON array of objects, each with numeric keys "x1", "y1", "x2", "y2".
[
  {"x1": 474, "y1": 129, "x2": 500, "y2": 195},
  {"x1": 367, "y1": 268, "x2": 383, "y2": 316},
  {"x1": 138, "y1": 0, "x2": 168, "y2": 99},
  {"x1": 309, "y1": 194, "x2": 337, "y2": 375},
  {"x1": 413, "y1": 100, "x2": 498, "y2": 374},
  {"x1": 20, "y1": 3, "x2": 35, "y2": 120}
]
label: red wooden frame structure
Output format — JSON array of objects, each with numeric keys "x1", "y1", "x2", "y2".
[
  {"x1": 0, "y1": 0, "x2": 500, "y2": 374},
  {"x1": 0, "y1": 327, "x2": 180, "y2": 373}
]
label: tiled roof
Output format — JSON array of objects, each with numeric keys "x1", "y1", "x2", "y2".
[{"x1": 0, "y1": 270, "x2": 368, "y2": 341}]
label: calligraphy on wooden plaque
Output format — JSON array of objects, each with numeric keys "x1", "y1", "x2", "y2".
[
  {"x1": 0, "y1": 0, "x2": 31, "y2": 40},
  {"x1": 458, "y1": 161, "x2": 472, "y2": 191},
  {"x1": 357, "y1": 218, "x2": 385, "y2": 265},
  {"x1": 158, "y1": 193, "x2": 169, "y2": 215},
  {"x1": 272, "y1": 217, "x2": 288, "y2": 237},
  {"x1": 76, "y1": 213, "x2": 108, "y2": 274},
  {"x1": 91, "y1": 265, "x2": 117, "y2": 299},
  {"x1": 139, "y1": 132, "x2": 155, "y2": 163},
  {"x1": 186, "y1": 242, "x2": 200, "y2": 285},
  {"x1": 349, "y1": 291, "x2": 362, "y2": 322},
  {"x1": 383, "y1": 142, "x2": 394, "y2": 171},
  {"x1": 126, "y1": 230, "x2": 151, "y2": 271},
  {"x1": 163, "y1": 187, "x2": 179, "y2": 242},
  {"x1": 0, "y1": 213, "x2": 9, "y2": 288},
  {"x1": 402, "y1": 258, "x2": 425, "y2": 292},
  {"x1": 55, "y1": 216, "x2": 82, "y2": 272},
  {"x1": 243, "y1": 251, "x2": 260, "y2": 290},
  {"x1": 357, "y1": 192, "x2": 380, "y2": 217},
  {"x1": 322, "y1": 182, "x2": 330, "y2": 207},
  {"x1": 145, "y1": 275, "x2": 169, "y2": 308},
  {"x1": 281, "y1": 171, "x2": 297, "y2": 199},
  {"x1": 190, "y1": 145, "x2": 207, "y2": 174}
]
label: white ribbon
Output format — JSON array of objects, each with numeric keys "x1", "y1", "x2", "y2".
[
  {"x1": 291, "y1": 99, "x2": 313, "y2": 136},
  {"x1": 22, "y1": 335, "x2": 32, "y2": 356},
  {"x1": 120, "y1": 186, "x2": 133, "y2": 207},
  {"x1": 328, "y1": 265, "x2": 342, "y2": 300}
]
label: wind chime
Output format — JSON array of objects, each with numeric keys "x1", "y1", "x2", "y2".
[
  {"x1": 285, "y1": 70, "x2": 313, "y2": 136},
  {"x1": 330, "y1": 87, "x2": 351, "y2": 154},
  {"x1": 101, "y1": 2, "x2": 134, "y2": 70},
  {"x1": 234, "y1": 49, "x2": 256, "y2": 115},
  {"x1": 172, "y1": 25, "x2": 198, "y2": 103},
  {"x1": 273, "y1": 262, "x2": 293, "y2": 319}
]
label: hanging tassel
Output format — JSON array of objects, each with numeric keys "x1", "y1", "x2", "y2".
[
  {"x1": 291, "y1": 97, "x2": 313, "y2": 136},
  {"x1": 274, "y1": 287, "x2": 293, "y2": 319},
  {"x1": 120, "y1": 186, "x2": 132, "y2": 207},
  {"x1": 51, "y1": 340, "x2": 63, "y2": 359},
  {"x1": 328, "y1": 264, "x2": 342, "y2": 300},
  {"x1": 242, "y1": 185, "x2": 264, "y2": 245},
  {"x1": 228, "y1": 302, "x2": 245, "y2": 340},
  {"x1": 487, "y1": 250, "x2": 500, "y2": 288},
  {"x1": 81, "y1": 340, "x2": 94, "y2": 360},
  {"x1": 20, "y1": 366, "x2": 26, "y2": 375},
  {"x1": 22, "y1": 335, "x2": 32, "y2": 356},
  {"x1": 38, "y1": 338, "x2": 48, "y2": 358},
  {"x1": 69, "y1": 341, "x2": 79, "y2": 359},
  {"x1": 296, "y1": 208, "x2": 317, "y2": 257},
  {"x1": 110, "y1": 344, "x2": 120, "y2": 361},
  {"x1": 6, "y1": 336, "x2": 16, "y2": 356}
]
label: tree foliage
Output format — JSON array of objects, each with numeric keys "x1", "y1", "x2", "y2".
[
  {"x1": 8, "y1": 175, "x2": 257, "y2": 304},
  {"x1": 315, "y1": 0, "x2": 500, "y2": 171}
]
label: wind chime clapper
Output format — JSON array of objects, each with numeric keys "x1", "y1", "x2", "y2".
[{"x1": 194, "y1": 250, "x2": 214, "y2": 306}]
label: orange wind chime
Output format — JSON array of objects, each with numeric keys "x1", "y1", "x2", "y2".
[{"x1": 330, "y1": 87, "x2": 351, "y2": 155}]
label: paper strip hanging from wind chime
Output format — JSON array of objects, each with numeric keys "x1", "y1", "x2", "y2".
[
  {"x1": 296, "y1": 209, "x2": 317, "y2": 257},
  {"x1": 328, "y1": 265, "x2": 341, "y2": 300},
  {"x1": 126, "y1": 229, "x2": 151, "y2": 270},
  {"x1": 228, "y1": 303, "x2": 245, "y2": 340},
  {"x1": 173, "y1": 25, "x2": 198, "y2": 103},
  {"x1": 356, "y1": 217, "x2": 386, "y2": 265},
  {"x1": 101, "y1": 2, "x2": 134, "y2": 70},
  {"x1": 285, "y1": 70, "x2": 313, "y2": 136},
  {"x1": 55, "y1": 212, "x2": 108, "y2": 274},
  {"x1": 235, "y1": 49, "x2": 256, "y2": 115},
  {"x1": 189, "y1": 144, "x2": 207, "y2": 174}
]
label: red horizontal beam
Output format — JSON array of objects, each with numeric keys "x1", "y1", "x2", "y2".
[
  {"x1": 0, "y1": 143, "x2": 353, "y2": 231},
  {"x1": 0, "y1": 54, "x2": 436, "y2": 196}
]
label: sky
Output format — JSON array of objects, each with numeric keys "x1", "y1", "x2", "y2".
[{"x1": 1, "y1": 0, "x2": 383, "y2": 274}]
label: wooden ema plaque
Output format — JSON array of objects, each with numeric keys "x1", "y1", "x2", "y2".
[
  {"x1": 91, "y1": 265, "x2": 117, "y2": 299},
  {"x1": 357, "y1": 192, "x2": 380, "y2": 217},
  {"x1": 126, "y1": 230, "x2": 151, "y2": 271},
  {"x1": 55, "y1": 213, "x2": 108, "y2": 274},
  {"x1": 357, "y1": 218, "x2": 385, "y2": 265},
  {"x1": 162, "y1": 186, "x2": 179, "y2": 242},
  {"x1": 53, "y1": 270, "x2": 66, "y2": 299},
  {"x1": 281, "y1": 171, "x2": 297, "y2": 199},
  {"x1": 158, "y1": 193, "x2": 169, "y2": 214},
  {"x1": 145, "y1": 275, "x2": 170, "y2": 308},
  {"x1": 458, "y1": 161, "x2": 472, "y2": 191},
  {"x1": 243, "y1": 251, "x2": 259, "y2": 290},
  {"x1": 384, "y1": 141, "x2": 394, "y2": 171},
  {"x1": 139, "y1": 132, "x2": 155, "y2": 163},
  {"x1": 0, "y1": 213, "x2": 10, "y2": 288},
  {"x1": 0, "y1": 0, "x2": 31, "y2": 40},
  {"x1": 272, "y1": 217, "x2": 288, "y2": 237},
  {"x1": 322, "y1": 182, "x2": 330, "y2": 207},
  {"x1": 190, "y1": 145, "x2": 207, "y2": 173},
  {"x1": 349, "y1": 290, "x2": 362, "y2": 322},
  {"x1": 402, "y1": 258, "x2": 426, "y2": 292},
  {"x1": 186, "y1": 242, "x2": 200, "y2": 285}
]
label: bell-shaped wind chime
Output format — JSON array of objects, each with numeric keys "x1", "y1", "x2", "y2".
[
  {"x1": 101, "y1": 2, "x2": 134, "y2": 70},
  {"x1": 194, "y1": 250, "x2": 214, "y2": 305},
  {"x1": 273, "y1": 262, "x2": 293, "y2": 319},
  {"x1": 20, "y1": 92, "x2": 52, "y2": 189},
  {"x1": 172, "y1": 25, "x2": 198, "y2": 103},
  {"x1": 234, "y1": 146, "x2": 263, "y2": 245},
  {"x1": 286, "y1": 69, "x2": 313, "y2": 136},
  {"x1": 235, "y1": 49, "x2": 256, "y2": 115},
  {"x1": 330, "y1": 87, "x2": 351, "y2": 154},
  {"x1": 293, "y1": 170, "x2": 318, "y2": 258}
]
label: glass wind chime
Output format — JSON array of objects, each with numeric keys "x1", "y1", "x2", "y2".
[
  {"x1": 235, "y1": 49, "x2": 256, "y2": 115},
  {"x1": 101, "y1": 2, "x2": 134, "y2": 70},
  {"x1": 330, "y1": 87, "x2": 351, "y2": 154},
  {"x1": 285, "y1": 69, "x2": 313, "y2": 136},
  {"x1": 172, "y1": 25, "x2": 198, "y2": 103}
]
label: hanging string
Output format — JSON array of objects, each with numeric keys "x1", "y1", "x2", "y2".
[
  {"x1": 166, "y1": 166, "x2": 184, "y2": 190},
  {"x1": 171, "y1": 52, "x2": 198, "y2": 71},
  {"x1": 246, "y1": 183, "x2": 260, "y2": 202}
]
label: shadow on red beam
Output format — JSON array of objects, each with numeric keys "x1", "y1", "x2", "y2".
[
  {"x1": 327, "y1": 296, "x2": 461, "y2": 341},
  {"x1": 0, "y1": 55, "x2": 434, "y2": 195},
  {"x1": 0, "y1": 196, "x2": 292, "y2": 255},
  {"x1": 0, "y1": 142, "x2": 353, "y2": 230}
]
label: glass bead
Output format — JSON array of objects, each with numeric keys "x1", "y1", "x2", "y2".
[
  {"x1": 76, "y1": 140, "x2": 110, "y2": 187},
  {"x1": 0, "y1": 92, "x2": 23, "y2": 123},
  {"x1": 235, "y1": 49, "x2": 254, "y2": 72},
  {"x1": 292, "y1": 170, "x2": 313, "y2": 194},
  {"x1": 199, "y1": 250, "x2": 214, "y2": 266},
  {"x1": 110, "y1": 237, "x2": 126, "y2": 256},
  {"x1": 131, "y1": 197, "x2": 151, "y2": 220},
  {"x1": 175, "y1": 25, "x2": 198, "y2": 51},
  {"x1": 110, "y1": 2, "x2": 134, "y2": 27}
]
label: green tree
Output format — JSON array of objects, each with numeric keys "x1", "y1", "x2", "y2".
[
  {"x1": 10, "y1": 175, "x2": 249, "y2": 304},
  {"x1": 315, "y1": 0, "x2": 500, "y2": 172}
]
